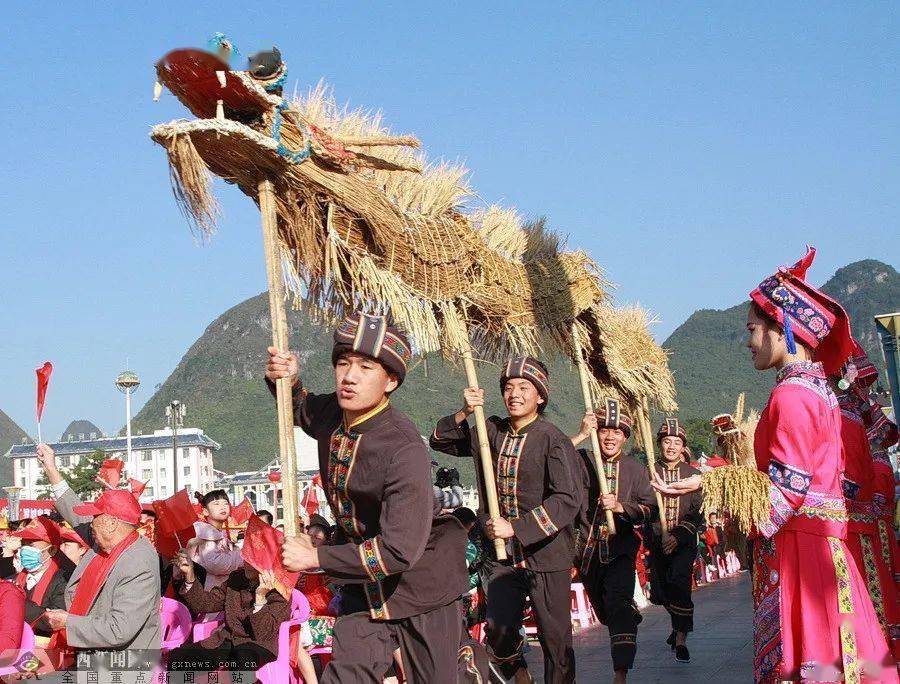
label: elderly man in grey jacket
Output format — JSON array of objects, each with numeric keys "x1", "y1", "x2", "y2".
[{"x1": 36, "y1": 444, "x2": 161, "y2": 664}]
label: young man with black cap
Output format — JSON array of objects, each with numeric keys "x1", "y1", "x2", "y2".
[
  {"x1": 648, "y1": 418, "x2": 703, "y2": 664},
  {"x1": 570, "y1": 399, "x2": 656, "y2": 684},
  {"x1": 431, "y1": 356, "x2": 581, "y2": 684},
  {"x1": 267, "y1": 312, "x2": 469, "y2": 684}
]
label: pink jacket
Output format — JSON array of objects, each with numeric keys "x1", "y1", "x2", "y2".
[{"x1": 188, "y1": 521, "x2": 243, "y2": 590}]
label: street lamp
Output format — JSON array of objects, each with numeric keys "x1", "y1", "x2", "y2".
[
  {"x1": 874, "y1": 312, "x2": 900, "y2": 421},
  {"x1": 115, "y1": 370, "x2": 141, "y2": 462},
  {"x1": 166, "y1": 400, "x2": 186, "y2": 495}
]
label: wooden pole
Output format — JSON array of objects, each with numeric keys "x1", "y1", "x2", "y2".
[
  {"x1": 258, "y1": 179, "x2": 300, "y2": 537},
  {"x1": 571, "y1": 325, "x2": 616, "y2": 534},
  {"x1": 637, "y1": 398, "x2": 670, "y2": 543},
  {"x1": 447, "y1": 307, "x2": 507, "y2": 561}
]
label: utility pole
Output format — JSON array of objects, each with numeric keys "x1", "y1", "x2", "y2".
[
  {"x1": 875, "y1": 312, "x2": 900, "y2": 421},
  {"x1": 166, "y1": 400, "x2": 186, "y2": 495}
]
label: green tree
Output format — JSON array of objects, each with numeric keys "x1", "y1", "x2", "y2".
[
  {"x1": 684, "y1": 417, "x2": 714, "y2": 458},
  {"x1": 36, "y1": 449, "x2": 107, "y2": 499}
]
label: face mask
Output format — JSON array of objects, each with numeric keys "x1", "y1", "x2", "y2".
[{"x1": 18, "y1": 545, "x2": 44, "y2": 572}]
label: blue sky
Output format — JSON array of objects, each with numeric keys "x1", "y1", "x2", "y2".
[{"x1": 1, "y1": 2, "x2": 898, "y2": 441}]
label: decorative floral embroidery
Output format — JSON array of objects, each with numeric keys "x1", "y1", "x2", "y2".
[
  {"x1": 580, "y1": 459, "x2": 619, "y2": 573},
  {"x1": 768, "y1": 459, "x2": 812, "y2": 496},
  {"x1": 860, "y1": 535, "x2": 889, "y2": 639},
  {"x1": 776, "y1": 360, "x2": 838, "y2": 408},
  {"x1": 840, "y1": 621, "x2": 860, "y2": 684},
  {"x1": 359, "y1": 538, "x2": 389, "y2": 582},
  {"x1": 496, "y1": 432, "x2": 527, "y2": 519},
  {"x1": 872, "y1": 493, "x2": 888, "y2": 518},
  {"x1": 798, "y1": 492, "x2": 848, "y2": 523},
  {"x1": 761, "y1": 484, "x2": 794, "y2": 538},
  {"x1": 753, "y1": 537, "x2": 782, "y2": 682},
  {"x1": 828, "y1": 537, "x2": 854, "y2": 614},
  {"x1": 841, "y1": 477, "x2": 860, "y2": 500},
  {"x1": 761, "y1": 278, "x2": 833, "y2": 342},
  {"x1": 364, "y1": 579, "x2": 390, "y2": 620},
  {"x1": 531, "y1": 505, "x2": 558, "y2": 536},
  {"x1": 878, "y1": 521, "x2": 894, "y2": 576},
  {"x1": 662, "y1": 466, "x2": 681, "y2": 530}
]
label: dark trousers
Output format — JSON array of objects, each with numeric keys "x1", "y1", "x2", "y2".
[
  {"x1": 322, "y1": 601, "x2": 462, "y2": 684},
  {"x1": 482, "y1": 559, "x2": 575, "y2": 684},
  {"x1": 167, "y1": 639, "x2": 276, "y2": 671},
  {"x1": 582, "y1": 555, "x2": 640, "y2": 672},
  {"x1": 649, "y1": 543, "x2": 696, "y2": 633}
]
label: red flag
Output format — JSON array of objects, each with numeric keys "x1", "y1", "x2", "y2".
[
  {"x1": 302, "y1": 481, "x2": 319, "y2": 517},
  {"x1": 96, "y1": 459, "x2": 124, "y2": 489},
  {"x1": 129, "y1": 478, "x2": 148, "y2": 498},
  {"x1": 312, "y1": 473, "x2": 322, "y2": 487},
  {"x1": 35, "y1": 362, "x2": 53, "y2": 422},
  {"x1": 153, "y1": 490, "x2": 199, "y2": 559},
  {"x1": 242, "y1": 513, "x2": 299, "y2": 600},
  {"x1": 230, "y1": 497, "x2": 255, "y2": 526}
]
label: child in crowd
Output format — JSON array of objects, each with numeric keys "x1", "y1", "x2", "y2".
[{"x1": 189, "y1": 490, "x2": 244, "y2": 589}]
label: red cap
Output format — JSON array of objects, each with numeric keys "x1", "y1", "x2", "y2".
[
  {"x1": 58, "y1": 525, "x2": 89, "y2": 548},
  {"x1": 12, "y1": 516, "x2": 62, "y2": 546},
  {"x1": 72, "y1": 489, "x2": 142, "y2": 526}
]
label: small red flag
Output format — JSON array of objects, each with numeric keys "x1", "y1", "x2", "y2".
[
  {"x1": 302, "y1": 481, "x2": 319, "y2": 517},
  {"x1": 153, "y1": 490, "x2": 199, "y2": 559},
  {"x1": 242, "y1": 513, "x2": 299, "y2": 600},
  {"x1": 96, "y1": 459, "x2": 124, "y2": 489},
  {"x1": 35, "y1": 362, "x2": 53, "y2": 423},
  {"x1": 230, "y1": 497, "x2": 255, "y2": 526},
  {"x1": 129, "y1": 478, "x2": 148, "y2": 497}
]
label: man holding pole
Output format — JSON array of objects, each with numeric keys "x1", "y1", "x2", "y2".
[
  {"x1": 268, "y1": 312, "x2": 469, "y2": 684},
  {"x1": 647, "y1": 418, "x2": 702, "y2": 664},
  {"x1": 570, "y1": 399, "x2": 656, "y2": 684},
  {"x1": 431, "y1": 356, "x2": 581, "y2": 684}
]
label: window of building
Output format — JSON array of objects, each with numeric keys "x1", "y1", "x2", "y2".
[
  {"x1": 146, "y1": 486, "x2": 154, "y2": 497},
  {"x1": 20, "y1": 476, "x2": 26, "y2": 487},
  {"x1": 184, "y1": 466, "x2": 190, "y2": 476},
  {"x1": 142, "y1": 470, "x2": 152, "y2": 480},
  {"x1": 160, "y1": 487, "x2": 168, "y2": 497},
  {"x1": 160, "y1": 468, "x2": 167, "y2": 478},
  {"x1": 141, "y1": 451, "x2": 152, "y2": 462},
  {"x1": 59, "y1": 456, "x2": 70, "y2": 468}
]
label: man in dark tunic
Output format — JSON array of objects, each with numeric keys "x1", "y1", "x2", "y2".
[
  {"x1": 647, "y1": 418, "x2": 703, "y2": 664},
  {"x1": 569, "y1": 399, "x2": 656, "y2": 684},
  {"x1": 430, "y1": 356, "x2": 581, "y2": 684},
  {"x1": 270, "y1": 312, "x2": 469, "y2": 684}
]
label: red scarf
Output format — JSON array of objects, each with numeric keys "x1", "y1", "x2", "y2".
[
  {"x1": 15, "y1": 556, "x2": 61, "y2": 605},
  {"x1": 50, "y1": 530, "x2": 139, "y2": 656}
]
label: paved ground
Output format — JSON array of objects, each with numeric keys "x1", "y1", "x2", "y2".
[{"x1": 525, "y1": 572, "x2": 754, "y2": 683}]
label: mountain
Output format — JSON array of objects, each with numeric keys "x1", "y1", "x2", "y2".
[
  {"x1": 60, "y1": 420, "x2": 104, "y2": 441},
  {"x1": 665, "y1": 259, "x2": 900, "y2": 424},
  {"x1": 0, "y1": 409, "x2": 31, "y2": 487},
  {"x1": 132, "y1": 295, "x2": 591, "y2": 480}
]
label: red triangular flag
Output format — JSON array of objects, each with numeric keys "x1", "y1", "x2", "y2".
[
  {"x1": 35, "y1": 362, "x2": 53, "y2": 422},
  {"x1": 242, "y1": 513, "x2": 299, "y2": 600},
  {"x1": 96, "y1": 459, "x2": 124, "y2": 489},
  {"x1": 153, "y1": 490, "x2": 199, "y2": 559},
  {"x1": 129, "y1": 478, "x2": 148, "y2": 498},
  {"x1": 230, "y1": 497, "x2": 255, "y2": 526}
]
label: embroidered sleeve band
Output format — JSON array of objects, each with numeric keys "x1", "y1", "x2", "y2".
[
  {"x1": 359, "y1": 538, "x2": 389, "y2": 581},
  {"x1": 531, "y1": 505, "x2": 559, "y2": 537}
]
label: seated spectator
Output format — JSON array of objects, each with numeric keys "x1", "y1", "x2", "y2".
[
  {"x1": 167, "y1": 551, "x2": 290, "y2": 672},
  {"x1": 256, "y1": 510, "x2": 274, "y2": 526},
  {"x1": 35, "y1": 444, "x2": 161, "y2": 662},
  {"x1": 0, "y1": 580, "x2": 25, "y2": 667},
  {"x1": 57, "y1": 525, "x2": 90, "y2": 567},
  {"x1": 188, "y1": 490, "x2": 243, "y2": 589},
  {"x1": 9, "y1": 517, "x2": 75, "y2": 637},
  {"x1": 293, "y1": 514, "x2": 337, "y2": 683}
]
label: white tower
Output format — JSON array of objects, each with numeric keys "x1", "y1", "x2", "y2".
[{"x1": 115, "y1": 370, "x2": 141, "y2": 461}]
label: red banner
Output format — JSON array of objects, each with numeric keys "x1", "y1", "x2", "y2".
[
  {"x1": 153, "y1": 490, "x2": 199, "y2": 559},
  {"x1": 230, "y1": 497, "x2": 255, "y2": 526},
  {"x1": 96, "y1": 459, "x2": 124, "y2": 489}
]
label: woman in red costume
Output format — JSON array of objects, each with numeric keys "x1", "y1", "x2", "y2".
[{"x1": 654, "y1": 247, "x2": 896, "y2": 683}]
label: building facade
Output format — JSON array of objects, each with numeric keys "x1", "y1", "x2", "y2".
[{"x1": 4, "y1": 427, "x2": 220, "y2": 502}]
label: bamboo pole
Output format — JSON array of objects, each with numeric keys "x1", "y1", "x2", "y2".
[
  {"x1": 571, "y1": 325, "x2": 616, "y2": 535},
  {"x1": 258, "y1": 179, "x2": 300, "y2": 537},
  {"x1": 637, "y1": 397, "x2": 670, "y2": 544},
  {"x1": 446, "y1": 307, "x2": 507, "y2": 561}
]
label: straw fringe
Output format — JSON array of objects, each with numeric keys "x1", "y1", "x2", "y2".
[{"x1": 158, "y1": 127, "x2": 220, "y2": 236}]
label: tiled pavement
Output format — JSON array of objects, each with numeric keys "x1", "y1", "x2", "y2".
[{"x1": 525, "y1": 573, "x2": 754, "y2": 683}]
